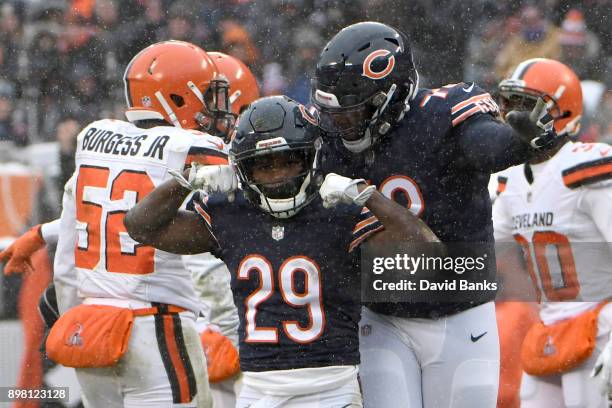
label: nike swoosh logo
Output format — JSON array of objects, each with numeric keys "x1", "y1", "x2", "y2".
[
  {"x1": 462, "y1": 83, "x2": 475, "y2": 93},
  {"x1": 601, "y1": 148, "x2": 611, "y2": 157},
  {"x1": 471, "y1": 332, "x2": 487, "y2": 342}
]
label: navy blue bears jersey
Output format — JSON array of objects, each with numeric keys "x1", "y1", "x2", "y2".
[
  {"x1": 190, "y1": 192, "x2": 381, "y2": 372},
  {"x1": 329, "y1": 83, "x2": 533, "y2": 318}
]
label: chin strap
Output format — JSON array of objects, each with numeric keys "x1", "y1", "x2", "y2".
[
  {"x1": 398, "y1": 72, "x2": 420, "y2": 123},
  {"x1": 260, "y1": 191, "x2": 308, "y2": 219},
  {"x1": 255, "y1": 170, "x2": 314, "y2": 218},
  {"x1": 342, "y1": 132, "x2": 373, "y2": 153}
]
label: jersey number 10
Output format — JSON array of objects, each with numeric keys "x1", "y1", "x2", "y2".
[{"x1": 514, "y1": 231, "x2": 580, "y2": 301}]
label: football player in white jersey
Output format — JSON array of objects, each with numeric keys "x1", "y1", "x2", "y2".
[
  {"x1": 50, "y1": 40, "x2": 237, "y2": 408},
  {"x1": 0, "y1": 49, "x2": 260, "y2": 408},
  {"x1": 493, "y1": 58, "x2": 612, "y2": 407}
]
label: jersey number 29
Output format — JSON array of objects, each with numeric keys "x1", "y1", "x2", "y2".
[{"x1": 238, "y1": 254, "x2": 325, "y2": 344}]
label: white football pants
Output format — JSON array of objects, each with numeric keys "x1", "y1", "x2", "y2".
[
  {"x1": 520, "y1": 304, "x2": 612, "y2": 408},
  {"x1": 76, "y1": 311, "x2": 212, "y2": 408},
  {"x1": 359, "y1": 302, "x2": 500, "y2": 408}
]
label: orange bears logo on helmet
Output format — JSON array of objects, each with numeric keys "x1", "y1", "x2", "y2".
[
  {"x1": 362, "y1": 49, "x2": 396, "y2": 80},
  {"x1": 498, "y1": 58, "x2": 583, "y2": 137}
]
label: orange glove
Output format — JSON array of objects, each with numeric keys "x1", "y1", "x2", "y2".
[
  {"x1": 200, "y1": 328, "x2": 240, "y2": 383},
  {"x1": 0, "y1": 224, "x2": 46, "y2": 275}
]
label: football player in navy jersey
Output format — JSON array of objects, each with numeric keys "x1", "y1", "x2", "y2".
[
  {"x1": 125, "y1": 96, "x2": 438, "y2": 407},
  {"x1": 311, "y1": 21, "x2": 562, "y2": 407}
]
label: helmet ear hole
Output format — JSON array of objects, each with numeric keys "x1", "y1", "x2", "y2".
[
  {"x1": 170, "y1": 94, "x2": 185, "y2": 107},
  {"x1": 372, "y1": 92, "x2": 386, "y2": 106}
]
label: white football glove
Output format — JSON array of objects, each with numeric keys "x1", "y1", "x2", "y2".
[
  {"x1": 591, "y1": 332, "x2": 612, "y2": 395},
  {"x1": 169, "y1": 163, "x2": 238, "y2": 200},
  {"x1": 319, "y1": 173, "x2": 377, "y2": 209}
]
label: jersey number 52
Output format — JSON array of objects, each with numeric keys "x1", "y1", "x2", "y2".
[{"x1": 75, "y1": 165, "x2": 155, "y2": 274}]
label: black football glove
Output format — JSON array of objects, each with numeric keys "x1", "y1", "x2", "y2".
[{"x1": 506, "y1": 98, "x2": 557, "y2": 149}]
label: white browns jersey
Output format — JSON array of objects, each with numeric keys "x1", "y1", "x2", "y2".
[
  {"x1": 183, "y1": 253, "x2": 239, "y2": 344},
  {"x1": 493, "y1": 141, "x2": 612, "y2": 324},
  {"x1": 54, "y1": 118, "x2": 228, "y2": 315}
]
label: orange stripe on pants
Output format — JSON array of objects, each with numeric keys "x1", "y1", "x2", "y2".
[{"x1": 162, "y1": 315, "x2": 192, "y2": 404}]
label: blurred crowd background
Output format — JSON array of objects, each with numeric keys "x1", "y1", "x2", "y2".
[{"x1": 0, "y1": 0, "x2": 610, "y2": 222}]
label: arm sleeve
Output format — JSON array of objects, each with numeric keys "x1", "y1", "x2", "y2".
[
  {"x1": 53, "y1": 174, "x2": 81, "y2": 313},
  {"x1": 578, "y1": 186, "x2": 612, "y2": 243},
  {"x1": 455, "y1": 114, "x2": 536, "y2": 173},
  {"x1": 40, "y1": 219, "x2": 60, "y2": 244},
  {"x1": 349, "y1": 207, "x2": 383, "y2": 253}
]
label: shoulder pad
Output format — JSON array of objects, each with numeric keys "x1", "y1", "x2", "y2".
[
  {"x1": 143, "y1": 127, "x2": 228, "y2": 168},
  {"x1": 562, "y1": 143, "x2": 612, "y2": 189},
  {"x1": 446, "y1": 82, "x2": 500, "y2": 127},
  {"x1": 416, "y1": 83, "x2": 500, "y2": 127},
  {"x1": 416, "y1": 84, "x2": 458, "y2": 109},
  {"x1": 194, "y1": 133, "x2": 229, "y2": 154},
  {"x1": 185, "y1": 134, "x2": 229, "y2": 168}
]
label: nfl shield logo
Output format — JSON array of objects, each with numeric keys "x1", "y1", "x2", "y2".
[
  {"x1": 272, "y1": 225, "x2": 284, "y2": 241},
  {"x1": 141, "y1": 96, "x2": 152, "y2": 107},
  {"x1": 361, "y1": 324, "x2": 372, "y2": 337}
]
